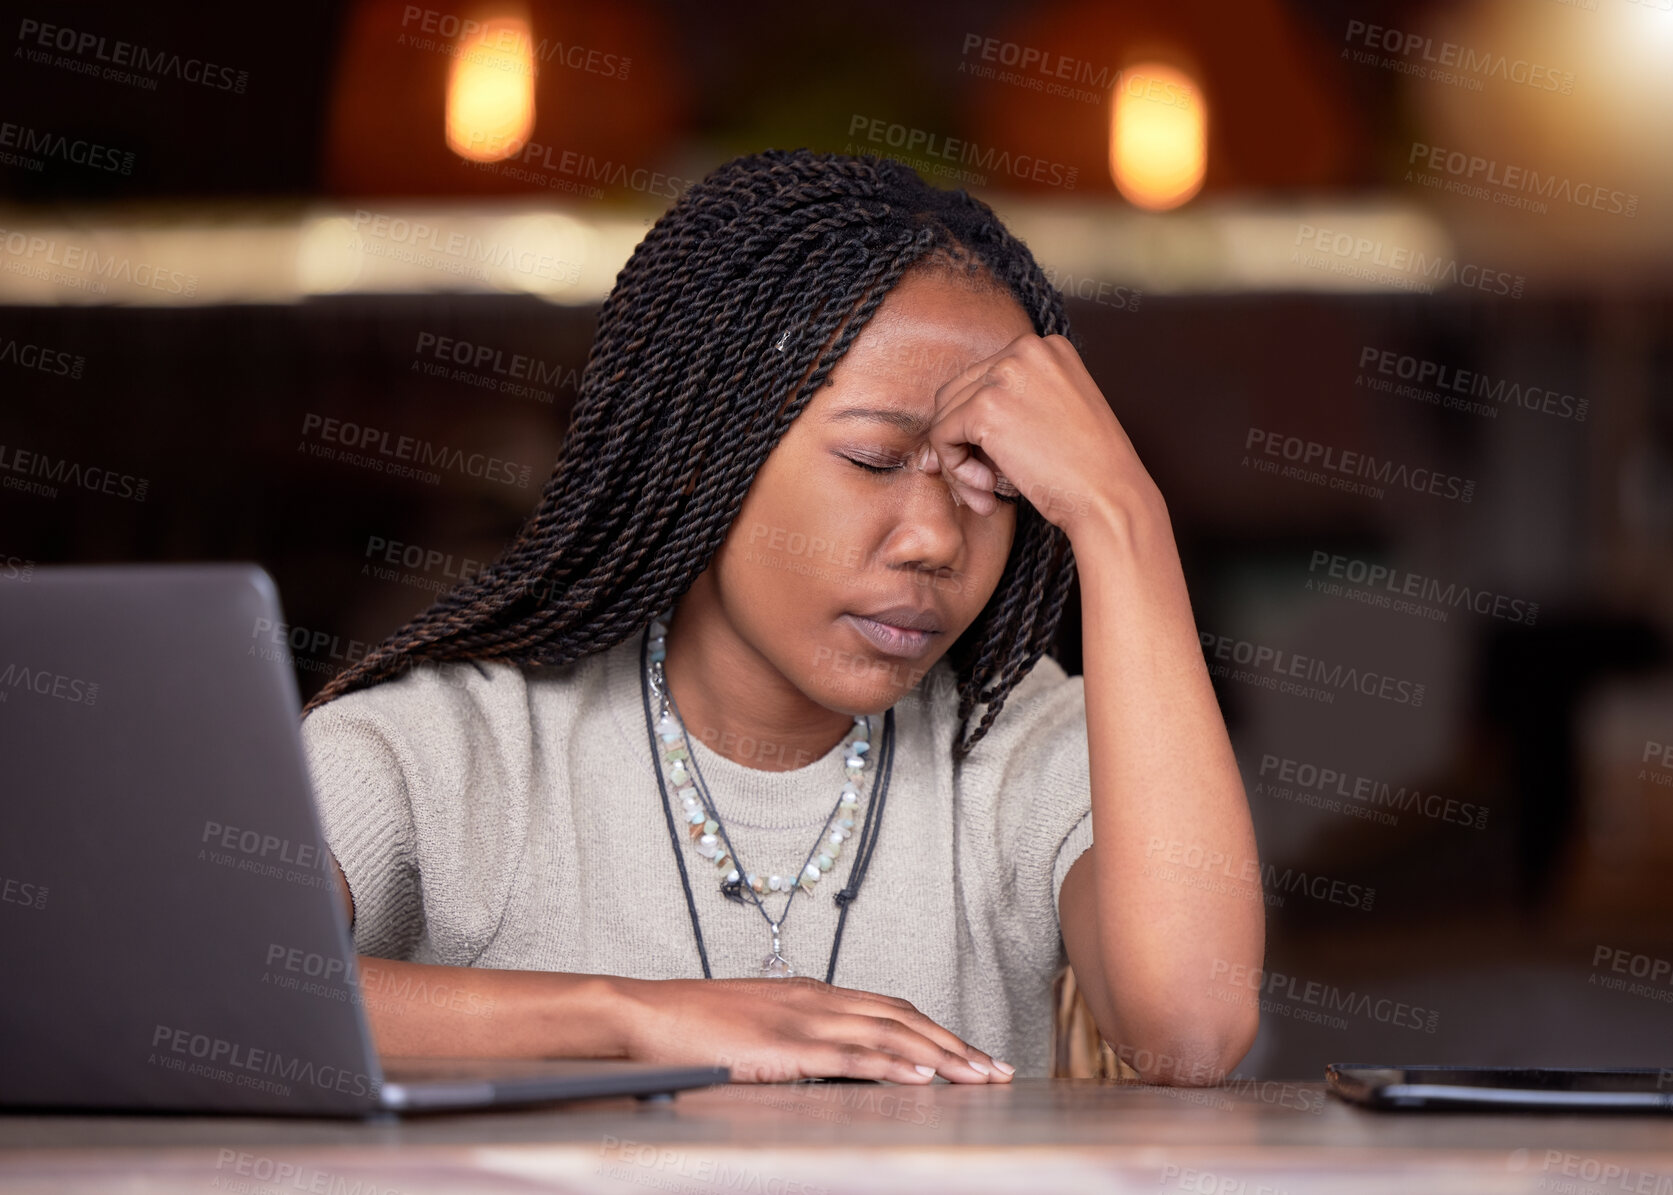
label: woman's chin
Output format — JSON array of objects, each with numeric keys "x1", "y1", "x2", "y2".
[{"x1": 802, "y1": 669, "x2": 929, "y2": 720}]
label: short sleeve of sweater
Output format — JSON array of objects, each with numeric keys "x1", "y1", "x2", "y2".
[
  {"x1": 297, "y1": 660, "x2": 535, "y2": 963},
  {"x1": 953, "y1": 653, "x2": 1095, "y2": 976}
]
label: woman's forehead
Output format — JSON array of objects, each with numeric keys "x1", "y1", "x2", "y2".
[{"x1": 831, "y1": 277, "x2": 1031, "y2": 390}]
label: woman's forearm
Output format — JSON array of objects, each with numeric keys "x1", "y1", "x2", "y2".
[
  {"x1": 328, "y1": 856, "x2": 629, "y2": 1059},
  {"x1": 353, "y1": 956, "x2": 631, "y2": 1059},
  {"x1": 1069, "y1": 489, "x2": 1265, "y2": 1076}
]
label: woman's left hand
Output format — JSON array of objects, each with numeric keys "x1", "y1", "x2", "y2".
[{"x1": 916, "y1": 332, "x2": 1161, "y2": 539}]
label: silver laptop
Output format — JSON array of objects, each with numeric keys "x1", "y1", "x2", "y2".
[{"x1": 0, "y1": 563, "x2": 728, "y2": 1116}]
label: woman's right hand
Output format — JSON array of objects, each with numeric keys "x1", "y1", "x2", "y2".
[{"x1": 612, "y1": 975, "x2": 1014, "y2": 1084}]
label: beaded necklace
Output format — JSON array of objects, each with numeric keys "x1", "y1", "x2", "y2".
[{"x1": 638, "y1": 611, "x2": 895, "y2": 981}]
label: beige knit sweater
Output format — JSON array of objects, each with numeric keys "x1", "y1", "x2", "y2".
[{"x1": 299, "y1": 630, "x2": 1095, "y2": 1077}]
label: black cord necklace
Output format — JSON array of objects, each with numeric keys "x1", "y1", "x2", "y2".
[{"x1": 639, "y1": 618, "x2": 895, "y2": 983}]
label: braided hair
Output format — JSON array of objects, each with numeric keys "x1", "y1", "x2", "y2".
[{"x1": 303, "y1": 147, "x2": 1081, "y2": 760}]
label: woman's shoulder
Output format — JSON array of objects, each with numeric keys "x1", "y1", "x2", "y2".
[
  {"x1": 300, "y1": 645, "x2": 612, "y2": 746},
  {"x1": 302, "y1": 656, "x2": 512, "y2": 727},
  {"x1": 934, "y1": 649, "x2": 1089, "y2": 803},
  {"x1": 932, "y1": 649, "x2": 1092, "y2": 971},
  {"x1": 296, "y1": 644, "x2": 624, "y2": 854},
  {"x1": 1003, "y1": 651, "x2": 1076, "y2": 703},
  {"x1": 927, "y1": 651, "x2": 1083, "y2": 756}
]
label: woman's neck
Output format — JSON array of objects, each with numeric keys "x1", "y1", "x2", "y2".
[{"x1": 660, "y1": 583, "x2": 853, "y2": 773}]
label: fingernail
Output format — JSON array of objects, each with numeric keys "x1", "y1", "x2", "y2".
[
  {"x1": 992, "y1": 1060, "x2": 1015, "y2": 1076},
  {"x1": 915, "y1": 444, "x2": 931, "y2": 471},
  {"x1": 914, "y1": 1064, "x2": 936, "y2": 1077},
  {"x1": 966, "y1": 1058, "x2": 990, "y2": 1076}
]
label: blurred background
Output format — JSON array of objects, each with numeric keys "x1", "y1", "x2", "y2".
[{"x1": 3, "y1": 0, "x2": 1670, "y2": 1078}]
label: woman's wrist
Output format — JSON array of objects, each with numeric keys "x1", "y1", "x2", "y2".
[
  {"x1": 1066, "y1": 480, "x2": 1180, "y2": 582},
  {"x1": 544, "y1": 971, "x2": 641, "y2": 1060}
]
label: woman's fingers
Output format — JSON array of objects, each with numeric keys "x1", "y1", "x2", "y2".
[
  {"x1": 621, "y1": 976, "x2": 1012, "y2": 1085},
  {"x1": 805, "y1": 1012, "x2": 1002, "y2": 1082},
  {"x1": 803, "y1": 1041, "x2": 939, "y2": 1085},
  {"x1": 917, "y1": 441, "x2": 1002, "y2": 516},
  {"x1": 933, "y1": 441, "x2": 1000, "y2": 493},
  {"x1": 920, "y1": 353, "x2": 1029, "y2": 515},
  {"x1": 821, "y1": 987, "x2": 1011, "y2": 1080}
]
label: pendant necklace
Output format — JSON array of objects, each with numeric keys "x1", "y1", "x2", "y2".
[{"x1": 638, "y1": 610, "x2": 894, "y2": 981}]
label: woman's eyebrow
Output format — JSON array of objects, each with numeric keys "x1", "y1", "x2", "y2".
[{"x1": 823, "y1": 406, "x2": 930, "y2": 435}]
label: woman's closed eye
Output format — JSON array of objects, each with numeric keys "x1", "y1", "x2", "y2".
[
  {"x1": 839, "y1": 450, "x2": 1020, "y2": 503},
  {"x1": 841, "y1": 451, "x2": 907, "y2": 474}
]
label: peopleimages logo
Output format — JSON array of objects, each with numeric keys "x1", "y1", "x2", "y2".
[
  {"x1": 1246, "y1": 427, "x2": 1475, "y2": 504},
  {"x1": 956, "y1": 33, "x2": 1195, "y2": 110},
  {"x1": 1407, "y1": 142, "x2": 1637, "y2": 217},
  {"x1": 1531, "y1": 1152, "x2": 1673, "y2": 1195},
  {"x1": 14, "y1": 17, "x2": 251, "y2": 93},
  {"x1": 958, "y1": 33, "x2": 1124, "y2": 91},
  {"x1": 0, "y1": 660, "x2": 99, "y2": 705},
  {"x1": 397, "y1": 5, "x2": 632, "y2": 80},
  {"x1": 457, "y1": 138, "x2": 695, "y2": 201},
  {"x1": 0, "y1": 872, "x2": 48, "y2": 910},
  {"x1": 149, "y1": 1024, "x2": 379, "y2": 1098},
  {"x1": 1210, "y1": 960, "x2": 1441, "y2": 1033},
  {"x1": 200, "y1": 819, "x2": 332, "y2": 873},
  {"x1": 0, "y1": 332, "x2": 85, "y2": 378},
  {"x1": 1357, "y1": 345, "x2": 1587, "y2": 423},
  {"x1": 412, "y1": 331, "x2": 581, "y2": 402},
  {"x1": 362, "y1": 534, "x2": 485, "y2": 594},
  {"x1": 846, "y1": 114, "x2": 1080, "y2": 189},
  {"x1": 213, "y1": 1151, "x2": 403, "y2": 1195},
  {"x1": 1642, "y1": 740, "x2": 1673, "y2": 787},
  {"x1": 0, "y1": 118, "x2": 134, "y2": 174},
  {"x1": 350, "y1": 210, "x2": 578, "y2": 285},
  {"x1": 1200, "y1": 630, "x2": 1426, "y2": 707},
  {"x1": 299, "y1": 413, "x2": 533, "y2": 489},
  {"x1": 1307, "y1": 549, "x2": 1539, "y2": 625},
  {"x1": 1143, "y1": 837, "x2": 1376, "y2": 911},
  {"x1": 0, "y1": 442, "x2": 149, "y2": 503},
  {"x1": 0, "y1": 227, "x2": 197, "y2": 297},
  {"x1": 1588, "y1": 946, "x2": 1673, "y2": 1007},
  {"x1": 597, "y1": 1136, "x2": 833, "y2": 1195},
  {"x1": 1341, "y1": 19, "x2": 1575, "y2": 94},
  {"x1": 1292, "y1": 223, "x2": 1525, "y2": 297},
  {"x1": 1257, "y1": 754, "x2": 1490, "y2": 830}
]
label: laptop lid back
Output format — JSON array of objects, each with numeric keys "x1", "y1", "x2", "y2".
[{"x1": 0, "y1": 564, "x2": 383, "y2": 1115}]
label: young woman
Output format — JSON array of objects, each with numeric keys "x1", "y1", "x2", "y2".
[{"x1": 300, "y1": 148, "x2": 1264, "y2": 1086}]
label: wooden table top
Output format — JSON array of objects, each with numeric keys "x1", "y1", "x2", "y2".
[{"x1": 3, "y1": 1079, "x2": 1671, "y2": 1194}]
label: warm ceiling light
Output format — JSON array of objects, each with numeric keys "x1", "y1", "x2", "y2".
[
  {"x1": 1109, "y1": 61, "x2": 1207, "y2": 211},
  {"x1": 445, "y1": 12, "x2": 536, "y2": 163}
]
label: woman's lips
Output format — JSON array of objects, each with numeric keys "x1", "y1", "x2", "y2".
[{"x1": 843, "y1": 613, "x2": 937, "y2": 659}]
